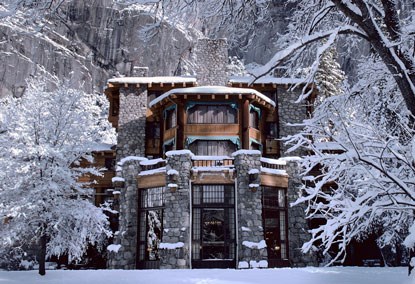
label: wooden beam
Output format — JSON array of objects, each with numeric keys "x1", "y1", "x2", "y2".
[
  {"x1": 184, "y1": 94, "x2": 187, "y2": 99},
  {"x1": 197, "y1": 94, "x2": 201, "y2": 100},
  {"x1": 124, "y1": 83, "x2": 128, "y2": 88},
  {"x1": 225, "y1": 94, "x2": 229, "y2": 100},
  {"x1": 212, "y1": 94, "x2": 215, "y2": 100},
  {"x1": 160, "y1": 82, "x2": 164, "y2": 87},
  {"x1": 148, "y1": 82, "x2": 152, "y2": 88},
  {"x1": 242, "y1": 99, "x2": 250, "y2": 149},
  {"x1": 176, "y1": 100, "x2": 185, "y2": 150},
  {"x1": 136, "y1": 83, "x2": 140, "y2": 88},
  {"x1": 172, "y1": 82, "x2": 175, "y2": 87}
]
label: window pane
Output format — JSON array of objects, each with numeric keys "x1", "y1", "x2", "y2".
[
  {"x1": 280, "y1": 211, "x2": 286, "y2": 241},
  {"x1": 278, "y1": 189, "x2": 286, "y2": 208},
  {"x1": 187, "y1": 104, "x2": 237, "y2": 124},
  {"x1": 203, "y1": 185, "x2": 224, "y2": 203}
]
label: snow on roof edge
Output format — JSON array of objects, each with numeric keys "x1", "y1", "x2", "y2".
[
  {"x1": 149, "y1": 86, "x2": 276, "y2": 108},
  {"x1": 108, "y1": 76, "x2": 197, "y2": 85}
]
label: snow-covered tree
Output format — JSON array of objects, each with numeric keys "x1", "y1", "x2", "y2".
[
  {"x1": 251, "y1": 0, "x2": 415, "y2": 115},
  {"x1": 0, "y1": 76, "x2": 116, "y2": 275},
  {"x1": 285, "y1": 55, "x2": 415, "y2": 266},
  {"x1": 248, "y1": 0, "x2": 415, "y2": 273},
  {"x1": 314, "y1": 44, "x2": 345, "y2": 103}
]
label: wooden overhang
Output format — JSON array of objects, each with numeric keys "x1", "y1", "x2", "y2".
[{"x1": 148, "y1": 86, "x2": 276, "y2": 112}]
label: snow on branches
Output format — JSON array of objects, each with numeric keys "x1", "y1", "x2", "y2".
[
  {"x1": 285, "y1": 57, "x2": 415, "y2": 265},
  {"x1": 0, "y1": 76, "x2": 116, "y2": 275}
]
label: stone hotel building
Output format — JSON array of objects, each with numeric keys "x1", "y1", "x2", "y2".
[{"x1": 101, "y1": 39, "x2": 318, "y2": 270}]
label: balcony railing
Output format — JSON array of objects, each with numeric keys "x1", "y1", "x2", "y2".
[
  {"x1": 192, "y1": 156, "x2": 234, "y2": 168},
  {"x1": 140, "y1": 158, "x2": 166, "y2": 172},
  {"x1": 260, "y1": 157, "x2": 286, "y2": 170}
]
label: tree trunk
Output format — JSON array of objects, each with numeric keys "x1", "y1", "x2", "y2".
[{"x1": 38, "y1": 234, "x2": 47, "y2": 276}]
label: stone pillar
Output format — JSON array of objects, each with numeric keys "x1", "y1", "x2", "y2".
[
  {"x1": 160, "y1": 151, "x2": 193, "y2": 269},
  {"x1": 277, "y1": 87, "x2": 309, "y2": 156},
  {"x1": 108, "y1": 159, "x2": 142, "y2": 269},
  {"x1": 116, "y1": 85, "x2": 147, "y2": 160},
  {"x1": 286, "y1": 160, "x2": 318, "y2": 267},
  {"x1": 234, "y1": 151, "x2": 268, "y2": 268},
  {"x1": 193, "y1": 38, "x2": 228, "y2": 86}
]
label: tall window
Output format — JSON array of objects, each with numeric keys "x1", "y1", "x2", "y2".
[
  {"x1": 187, "y1": 105, "x2": 237, "y2": 124},
  {"x1": 137, "y1": 187, "x2": 164, "y2": 262},
  {"x1": 192, "y1": 185, "x2": 235, "y2": 266},
  {"x1": 165, "y1": 107, "x2": 177, "y2": 130},
  {"x1": 262, "y1": 187, "x2": 288, "y2": 261},
  {"x1": 249, "y1": 106, "x2": 260, "y2": 129},
  {"x1": 189, "y1": 140, "x2": 237, "y2": 156}
]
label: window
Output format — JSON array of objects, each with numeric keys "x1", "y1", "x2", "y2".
[
  {"x1": 192, "y1": 185, "x2": 235, "y2": 264},
  {"x1": 262, "y1": 187, "x2": 288, "y2": 260},
  {"x1": 189, "y1": 140, "x2": 237, "y2": 156},
  {"x1": 165, "y1": 107, "x2": 177, "y2": 130},
  {"x1": 137, "y1": 187, "x2": 164, "y2": 262},
  {"x1": 187, "y1": 104, "x2": 237, "y2": 124},
  {"x1": 249, "y1": 106, "x2": 260, "y2": 129}
]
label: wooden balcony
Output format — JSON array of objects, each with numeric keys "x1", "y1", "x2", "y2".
[
  {"x1": 164, "y1": 126, "x2": 177, "y2": 141},
  {"x1": 249, "y1": 127, "x2": 261, "y2": 142},
  {"x1": 184, "y1": 124, "x2": 239, "y2": 136},
  {"x1": 192, "y1": 156, "x2": 234, "y2": 167}
]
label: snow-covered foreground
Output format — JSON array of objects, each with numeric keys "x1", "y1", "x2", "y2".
[{"x1": 1, "y1": 267, "x2": 413, "y2": 284}]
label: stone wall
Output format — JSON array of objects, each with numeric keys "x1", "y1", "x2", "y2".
[
  {"x1": 193, "y1": 38, "x2": 228, "y2": 86},
  {"x1": 108, "y1": 159, "x2": 142, "y2": 269},
  {"x1": 234, "y1": 151, "x2": 268, "y2": 268},
  {"x1": 116, "y1": 85, "x2": 147, "y2": 160},
  {"x1": 277, "y1": 87, "x2": 309, "y2": 156},
  {"x1": 160, "y1": 151, "x2": 193, "y2": 269},
  {"x1": 286, "y1": 161, "x2": 318, "y2": 267}
]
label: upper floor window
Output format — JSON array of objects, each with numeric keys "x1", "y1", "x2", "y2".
[
  {"x1": 249, "y1": 105, "x2": 260, "y2": 129},
  {"x1": 187, "y1": 104, "x2": 237, "y2": 124},
  {"x1": 165, "y1": 105, "x2": 177, "y2": 130}
]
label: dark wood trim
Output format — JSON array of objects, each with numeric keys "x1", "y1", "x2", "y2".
[
  {"x1": 176, "y1": 100, "x2": 185, "y2": 150},
  {"x1": 242, "y1": 99, "x2": 250, "y2": 149}
]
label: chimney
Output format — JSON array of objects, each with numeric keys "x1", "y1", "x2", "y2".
[{"x1": 193, "y1": 38, "x2": 228, "y2": 86}]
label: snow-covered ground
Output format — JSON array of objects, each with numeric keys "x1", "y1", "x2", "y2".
[{"x1": 1, "y1": 267, "x2": 413, "y2": 284}]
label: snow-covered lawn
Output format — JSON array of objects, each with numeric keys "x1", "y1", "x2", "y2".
[{"x1": 1, "y1": 267, "x2": 413, "y2": 284}]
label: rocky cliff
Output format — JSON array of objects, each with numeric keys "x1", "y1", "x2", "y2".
[{"x1": 0, "y1": 0, "x2": 200, "y2": 97}]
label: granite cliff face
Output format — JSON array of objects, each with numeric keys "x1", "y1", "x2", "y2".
[{"x1": 0, "y1": 0, "x2": 200, "y2": 97}]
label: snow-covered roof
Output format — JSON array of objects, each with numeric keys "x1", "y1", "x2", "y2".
[
  {"x1": 229, "y1": 76, "x2": 305, "y2": 85},
  {"x1": 149, "y1": 86, "x2": 276, "y2": 108},
  {"x1": 108, "y1": 76, "x2": 197, "y2": 85}
]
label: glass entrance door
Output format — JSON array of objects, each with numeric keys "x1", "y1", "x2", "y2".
[{"x1": 192, "y1": 185, "x2": 235, "y2": 268}]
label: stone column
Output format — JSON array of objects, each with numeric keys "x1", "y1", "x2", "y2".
[
  {"x1": 234, "y1": 151, "x2": 268, "y2": 268},
  {"x1": 116, "y1": 85, "x2": 147, "y2": 160},
  {"x1": 108, "y1": 159, "x2": 142, "y2": 269},
  {"x1": 159, "y1": 151, "x2": 193, "y2": 269},
  {"x1": 286, "y1": 160, "x2": 318, "y2": 267},
  {"x1": 277, "y1": 87, "x2": 309, "y2": 156}
]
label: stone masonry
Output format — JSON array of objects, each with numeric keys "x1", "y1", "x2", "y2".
[
  {"x1": 286, "y1": 160, "x2": 318, "y2": 267},
  {"x1": 234, "y1": 151, "x2": 268, "y2": 268},
  {"x1": 277, "y1": 87, "x2": 309, "y2": 155},
  {"x1": 108, "y1": 159, "x2": 142, "y2": 269},
  {"x1": 160, "y1": 151, "x2": 193, "y2": 269},
  {"x1": 109, "y1": 70, "x2": 148, "y2": 269},
  {"x1": 193, "y1": 38, "x2": 228, "y2": 86},
  {"x1": 116, "y1": 77, "x2": 148, "y2": 160}
]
